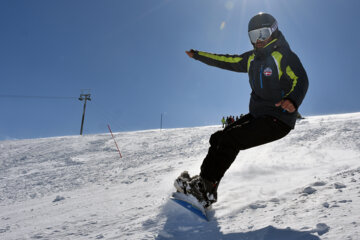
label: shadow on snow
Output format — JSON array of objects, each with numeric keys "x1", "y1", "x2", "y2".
[{"x1": 156, "y1": 200, "x2": 320, "y2": 240}]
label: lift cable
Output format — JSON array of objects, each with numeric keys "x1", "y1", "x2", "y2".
[{"x1": 0, "y1": 94, "x2": 77, "y2": 100}]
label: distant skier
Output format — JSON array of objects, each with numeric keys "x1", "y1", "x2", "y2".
[
  {"x1": 174, "y1": 13, "x2": 308, "y2": 208},
  {"x1": 221, "y1": 117, "x2": 226, "y2": 128}
]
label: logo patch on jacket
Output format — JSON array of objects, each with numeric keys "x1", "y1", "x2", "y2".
[{"x1": 263, "y1": 67, "x2": 272, "y2": 77}]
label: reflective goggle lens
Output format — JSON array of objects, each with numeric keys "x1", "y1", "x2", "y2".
[{"x1": 248, "y1": 27, "x2": 272, "y2": 43}]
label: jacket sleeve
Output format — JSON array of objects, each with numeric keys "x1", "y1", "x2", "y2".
[
  {"x1": 282, "y1": 52, "x2": 309, "y2": 109},
  {"x1": 192, "y1": 50, "x2": 252, "y2": 73}
]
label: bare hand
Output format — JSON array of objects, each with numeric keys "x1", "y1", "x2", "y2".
[
  {"x1": 185, "y1": 50, "x2": 194, "y2": 58},
  {"x1": 275, "y1": 99, "x2": 296, "y2": 113}
]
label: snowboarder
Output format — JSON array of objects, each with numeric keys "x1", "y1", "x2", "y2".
[{"x1": 174, "y1": 13, "x2": 309, "y2": 209}]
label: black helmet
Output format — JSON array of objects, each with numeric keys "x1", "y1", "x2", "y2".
[
  {"x1": 248, "y1": 12, "x2": 279, "y2": 44},
  {"x1": 248, "y1": 12, "x2": 278, "y2": 32}
]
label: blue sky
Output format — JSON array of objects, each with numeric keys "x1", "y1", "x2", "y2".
[{"x1": 1, "y1": 0, "x2": 359, "y2": 140}]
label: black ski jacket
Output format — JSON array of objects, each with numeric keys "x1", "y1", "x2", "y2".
[{"x1": 192, "y1": 31, "x2": 308, "y2": 128}]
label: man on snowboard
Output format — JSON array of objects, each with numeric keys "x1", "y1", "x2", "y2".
[{"x1": 174, "y1": 13, "x2": 309, "y2": 208}]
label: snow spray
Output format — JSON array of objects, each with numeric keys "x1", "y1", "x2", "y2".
[{"x1": 107, "y1": 124, "x2": 122, "y2": 159}]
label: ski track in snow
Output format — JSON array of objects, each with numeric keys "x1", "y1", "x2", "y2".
[{"x1": 0, "y1": 112, "x2": 360, "y2": 239}]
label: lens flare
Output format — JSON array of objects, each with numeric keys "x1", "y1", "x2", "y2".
[{"x1": 220, "y1": 21, "x2": 226, "y2": 30}]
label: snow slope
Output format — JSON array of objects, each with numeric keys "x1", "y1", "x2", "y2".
[{"x1": 1, "y1": 112, "x2": 360, "y2": 240}]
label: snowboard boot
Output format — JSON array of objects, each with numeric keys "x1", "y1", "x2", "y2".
[
  {"x1": 174, "y1": 171, "x2": 218, "y2": 208},
  {"x1": 174, "y1": 171, "x2": 191, "y2": 193}
]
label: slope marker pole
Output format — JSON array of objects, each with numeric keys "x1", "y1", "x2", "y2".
[{"x1": 107, "y1": 124, "x2": 122, "y2": 159}]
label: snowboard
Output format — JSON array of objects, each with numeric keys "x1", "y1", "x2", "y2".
[{"x1": 170, "y1": 192, "x2": 209, "y2": 221}]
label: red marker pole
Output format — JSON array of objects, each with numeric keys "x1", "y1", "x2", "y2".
[{"x1": 107, "y1": 124, "x2": 122, "y2": 158}]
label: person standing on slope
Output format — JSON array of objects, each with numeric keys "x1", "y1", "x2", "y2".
[
  {"x1": 221, "y1": 116, "x2": 226, "y2": 128},
  {"x1": 174, "y1": 12, "x2": 309, "y2": 208}
]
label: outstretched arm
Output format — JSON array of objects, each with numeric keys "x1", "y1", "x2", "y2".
[{"x1": 185, "y1": 49, "x2": 252, "y2": 73}]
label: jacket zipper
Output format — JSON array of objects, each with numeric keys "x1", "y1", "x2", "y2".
[
  {"x1": 260, "y1": 65, "x2": 263, "y2": 88},
  {"x1": 251, "y1": 65, "x2": 255, "y2": 88}
]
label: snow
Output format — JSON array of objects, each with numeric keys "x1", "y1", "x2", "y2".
[{"x1": 1, "y1": 112, "x2": 360, "y2": 239}]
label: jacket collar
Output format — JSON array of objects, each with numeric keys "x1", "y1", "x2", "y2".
[{"x1": 253, "y1": 31, "x2": 289, "y2": 58}]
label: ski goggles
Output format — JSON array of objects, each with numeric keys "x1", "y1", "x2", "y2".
[
  {"x1": 248, "y1": 27, "x2": 273, "y2": 43},
  {"x1": 248, "y1": 21, "x2": 278, "y2": 43}
]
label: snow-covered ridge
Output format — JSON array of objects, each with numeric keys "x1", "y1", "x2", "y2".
[{"x1": 1, "y1": 112, "x2": 360, "y2": 239}]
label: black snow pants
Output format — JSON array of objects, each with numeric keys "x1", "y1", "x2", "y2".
[{"x1": 200, "y1": 114, "x2": 291, "y2": 183}]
